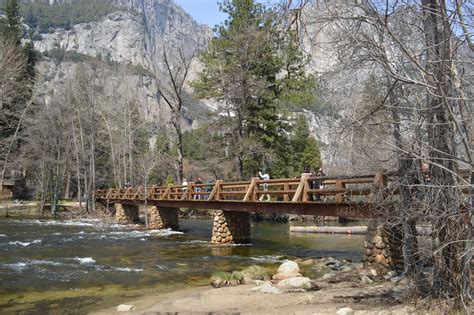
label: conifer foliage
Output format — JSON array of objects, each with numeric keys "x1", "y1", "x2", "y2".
[{"x1": 193, "y1": 0, "x2": 318, "y2": 179}]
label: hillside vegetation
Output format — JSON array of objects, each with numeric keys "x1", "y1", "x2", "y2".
[{"x1": 0, "y1": 0, "x2": 118, "y2": 33}]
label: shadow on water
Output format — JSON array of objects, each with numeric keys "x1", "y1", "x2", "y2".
[{"x1": 0, "y1": 217, "x2": 365, "y2": 313}]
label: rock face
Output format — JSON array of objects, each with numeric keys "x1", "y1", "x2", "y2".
[
  {"x1": 32, "y1": 0, "x2": 212, "y2": 131},
  {"x1": 36, "y1": 11, "x2": 149, "y2": 68},
  {"x1": 211, "y1": 210, "x2": 251, "y2": 244},
  {"x1": 35, "y1": 1, "x2": 211, "y2": 70}
]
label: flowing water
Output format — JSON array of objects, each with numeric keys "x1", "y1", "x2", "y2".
[{"x1": 0, "y1": 217, "x2": 365, "y2": 314}]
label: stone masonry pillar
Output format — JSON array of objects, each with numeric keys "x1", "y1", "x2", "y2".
[
  {"x1": 114, "y1": 203, "x2": 139, "y2": 224},
  {"x1": 363, "y1": 219, "x2": 403, "y2": 274},
  {"x1": 149, "y1": 206, "x2": 179, "y2": 230},
  {"x1": 211, "y1": 210, "x2": 251, "y2": 244}
]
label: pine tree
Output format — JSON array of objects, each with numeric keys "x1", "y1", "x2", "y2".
[
  {"x1": 289, "y1": 115, "x2": 321, "y2": 175},
  {"x1": 193, "y1": 0, "x2": 315, "y2": 179},
  {"x1": 301, "y1": 137, "x2": 321, "y2": 172},
  {"x1": 0, "y1": 0, "x2": 22, "y2": 45}
]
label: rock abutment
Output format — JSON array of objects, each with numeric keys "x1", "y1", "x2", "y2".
[
  {"x1": 114, "y1": 203, "x2": 140, "y2": 223},
  {"x1": 211, "y1": 210, "x2": 251, "y2": 244},
  {"x1": 149, "y1": 206, "x2": 179, "y2": 230}
]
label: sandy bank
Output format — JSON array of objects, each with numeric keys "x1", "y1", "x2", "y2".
[{"x1": 92, "y1": 280, "x2": 417, "y2": 315}]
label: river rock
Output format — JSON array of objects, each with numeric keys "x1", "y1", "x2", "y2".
[
  {"x1": 336, "y1": 307, "x2": 354, "y2": 315},
  {"x1": 375, "y1": 254, "x2": 389, "y2": 266},
  {"x1": 117, "y1": 304, "x2": 135, "y2": 312},
  {"x1": 301, "y1": 259, "x2": 316, "y2": 266},
  {"x1": 371, "y1": 235, "x2": 383, "y2": 244},
  {"x1": 277, "y1": 261, "x2": 300, "y2": 274},
  {"x1": 325, "y1": 257, "x2": 338, "y2": 266},
  {"x1": 384, "y1": 270, "x2": 397, "y2": 280},
  {"x1": 322, "y1": 273, "x2": 336, "y2": 280},
  {"x1": 272, "y1": 272, "x2": 302, "y2": 281},
  {"x1": 251, "y1": 281, "x2": 281, "y2": 294},
  {"x1": 276, "y1": 277, "x2": 312, "y2": 290},
  {"x1": 360, "y1": 275, "x2": 373, "y2": 284}
]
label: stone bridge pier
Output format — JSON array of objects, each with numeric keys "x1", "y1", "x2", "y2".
[
  {"x1": 149, "y1": 206, "x2": 179, "y2": 230},
  {"x1": 211, "y1": 210, "x2": 251, "y2": 244},
  {"x1": 363, "y1": 219, "x2": 403, "y2": 273},
  {"x1": 114, "y1": 203, "x2": 139, "y2": 224}
]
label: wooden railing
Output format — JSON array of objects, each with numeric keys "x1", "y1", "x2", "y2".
[{"x1": 96, "y1": 172, "x2": 391, "y2": 204}]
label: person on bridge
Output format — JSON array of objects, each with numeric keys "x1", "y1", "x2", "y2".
[
  {"x1": 182, "y1": 178, "x2": 188, "y2": 192},
  {"x1": 258, "y1": 170, "x2": 271, "y2": 201},
  {"x1": 194, "y1": 177, "x2": 203, "y2": 200},
  {"x1": 314, "y1": 167, "x2": 325, "y2": 201},
  {"x1": 301, "y1": 165, "x2": 314, "y2": 201}
]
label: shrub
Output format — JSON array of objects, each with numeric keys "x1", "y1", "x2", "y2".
[
  {"x1": 210, "y1": 271, "x2": 244, "y2": 288},
  {"x1": 240, "y1": 265, "x2": 270, "y2": 283}
]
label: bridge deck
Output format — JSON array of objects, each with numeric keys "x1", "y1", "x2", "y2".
[
  {"x1": 96, "y1": 170, "x2": 471, "y2": 218},
  {"x1": 96, "y1": 173, "x2": 389, "y2": 218}
]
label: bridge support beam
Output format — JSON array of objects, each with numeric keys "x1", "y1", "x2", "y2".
[
  {"x1": 363, "y1": 219, "x2": 403, "y2": 274},
  {"x1": 211, "y1": 210, "x2": 251, "y2": 244},
  {"x1": 149, "y1": 206, "x2": 179, "y2": 230},
  {"x1": 114, "y1": 203, "x2": 139, "y2": 224}
]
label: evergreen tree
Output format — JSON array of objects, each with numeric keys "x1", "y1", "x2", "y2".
[
  {"x1": 289, "y1": 115, "x2": 321, "y2": 175},
  {"x1": 0, "y1": 0, "x2": 21, "y2": 45},
  {"x1": 193, "y1": 0, "x2": 315, "y2": 179},
  {"x1": 301, "y1": 137, "x2": 321, "y2": 172}
]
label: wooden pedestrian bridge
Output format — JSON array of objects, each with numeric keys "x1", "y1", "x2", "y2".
[
  {"x1": 96, "y1": 172, "x2": 391, "y2": 218},
  {"x1": 95, "y1": 172, "x2": 397, "y2": 244},
  {"x1": 96, "y1": 170, "x2": 470, "y2": 269}
]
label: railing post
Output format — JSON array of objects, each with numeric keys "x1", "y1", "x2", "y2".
[
  {"x1": 122, "y1": 187, "x2": 132, "y2": 200},
  {"x1": 335, "y1": 180, "x2": 346, "y2": 203},
  {"x1": 369, "y1": 170, "x2": 387, "y2": 202},
  {"x1": 186, "y1": 182, "x2": 194, "y2": 200},
  {"x1": 161, "y1": 184, "x2": 172, "y2": 200},
  {"x1": 208, "y1": 180, "x2": 223, "y2": 201},
  {"x1": 292, "y1": 174, "x2": 308, "y2": 202},
  {"x1": 283, "y1": 183, "x2": 289, "y2": 202},
  {"x1": 244, "y1": 177, "x2": 258, "y2": 201}
]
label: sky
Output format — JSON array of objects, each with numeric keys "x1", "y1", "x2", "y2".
[{"x1": 174, "y1": 0, "x2": 280, "y2": 27}]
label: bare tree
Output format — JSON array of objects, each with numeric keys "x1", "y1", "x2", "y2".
[
  {"x1": 285, "y1": 0, "x2": 472, "y2": 308},
  {"x1": 0, "y1": 38, "x2": 27, "y2": 196},
  {"x1": 157, "y1": 47, "x2": 195, "y2": 184}
]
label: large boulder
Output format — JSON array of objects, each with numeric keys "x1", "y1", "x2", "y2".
[
  {"x1": 276, "y1": 277, "x2": 312, "y2": 290},
  {"x1": 272, "y1": 272, "x2": 302, "y2": 281},
  {"x1": 277, "y1": 261, "x2": 300, "y2": 274}
]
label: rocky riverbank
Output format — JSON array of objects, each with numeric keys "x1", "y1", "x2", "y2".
[{"x1": 93, "y1": 258, "x2": 449, "y2": 315}]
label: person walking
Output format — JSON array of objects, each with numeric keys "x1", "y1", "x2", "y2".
[
  {"x1": 258, "y1": 170, "x2": 270, "y2": 201},
  {"x1": 315, "y1": 167, "x2": 325, "y2": 201},
  {"x1": 194, "y1": 177, "x2": 203, "y2": 200},
  {"x1": 301, "y1": 165, "x2": 314, "y2": 201}
]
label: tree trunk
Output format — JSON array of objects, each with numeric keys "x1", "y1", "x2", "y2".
[{"x1": 422, "y1": 0, "x2": 471, "y2": 305}]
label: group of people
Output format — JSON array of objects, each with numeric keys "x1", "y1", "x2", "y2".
[
  {"x1": 182, "y1": 177, "x2": 214, "y2": 200},
  {"x1": 179, "y1": 164, "x2": 326, "y2": 202},
  {"x1": 257, "y1": 165, "x2": 325, "y2": 202},
  {"x1": 302, "y1": 165, "x2": 325, "y2": 201}
]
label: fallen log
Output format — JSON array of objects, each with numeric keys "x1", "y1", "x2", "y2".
[
  {"x1": 290, "y1": 225, "x2": 432, "y2": 235},
  {"x1": 290, "y1": 226, "x2": 367, "y2": 234}
]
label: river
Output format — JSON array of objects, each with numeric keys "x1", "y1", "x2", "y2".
[{"x1": 0, "y1": 217, "x2": 365, "y2": 314}]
